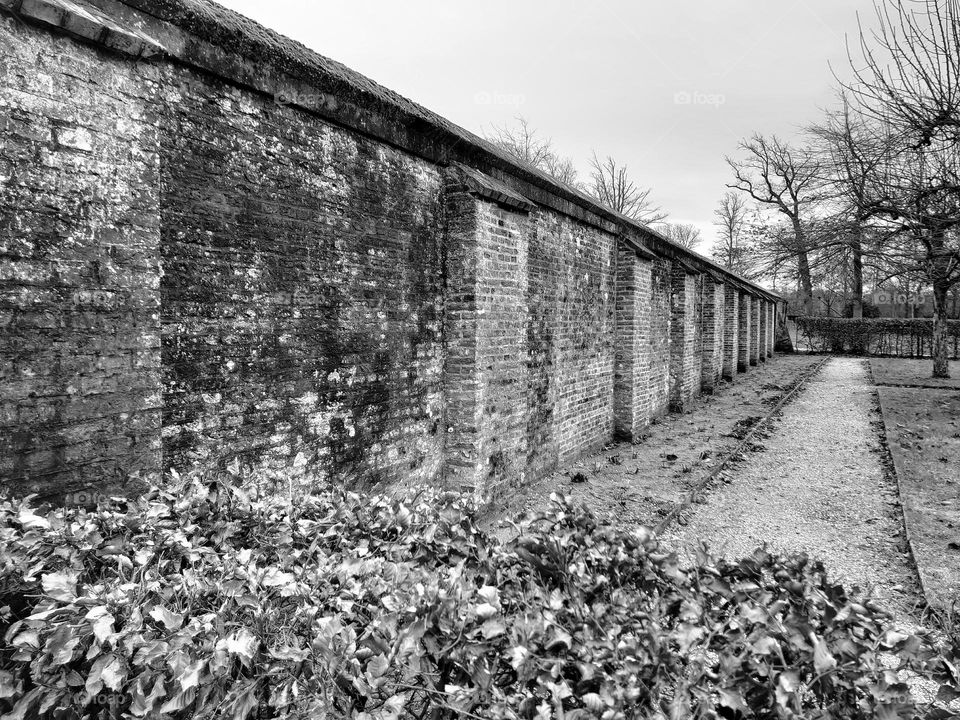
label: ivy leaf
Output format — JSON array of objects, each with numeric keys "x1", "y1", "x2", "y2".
[
  {"x1": 936, "y1": 684, "x2": 960, "y2": 703},
  {"x1": 101, "y1": 655, "x2": 125, "y2": 691},
  {"x1": 86, "y1": 653, "x2": 123, "y2": 694},
  {"x1": 85, "y1": 606, "x2": 116, "y2": 644},
  {"x1": 474, "y1": 602, "x2": 498, "y2": 620},
  {"x1": 222, "y1": 628, "x2": 258, "y2": 663},
  {"x1": 18, "y1": 508, "x2": 50, "y2": 530},
  {"x1": 180, "y1": 660, "x2": 205, "y2": 691},
  {"x1": 718, "y1": 689, "x2": 748, "y2": 712},
  {"x1": 811, "y1": 634, "x2": 837, "y2": 674},
  {"x1": 775, "y1": 670, "x2": 800, "y2": 707},
  {"x1": 481, "y1": 618, "x2": 506, "y2": 639},
  {"x1": 45, "y1": 626, "x2": 80, "y2": 667},
  {"x1": 41, "y1": 571, "x2": 78, "y2": 603},
  {"x1": 0, "y1": 670, "x2": 17, "y2": 699},
  {"x1": 10, "y1": 629, "x2": 40, "y2": 651},
  {"x1": 261, "y1": 568, "x2": 295, "y2": 588},
  {"x1": 129, "y1": 675, "x2": 166, "y2": 717},
  {"x1": 366, "y1": 653, "x2": 389, "y2": 679},
  {"x1": 228, "y1": 680, "x2": 259, "y2": 720},
  {"x1": 148, "y1": 605, "x2": 183, "y2": 631},
  {"x1": 160, "y1": 687, "x2": 196, "y2": 714}
]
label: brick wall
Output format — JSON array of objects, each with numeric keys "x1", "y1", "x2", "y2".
[
  {"x1": 669, "y1": 265, "x2": 699, "y2": 412},
  {"x1": 738, "y1": 293, "x2": 752, "y2": 373},
  {"x1": 614, "y1": 243, "x2": 641, "y2": 439},
  {"x1": 445, "y1": 186, "x2": 616, "y2": 500},
  {"x1": 444, "y1": 186, "x2": 530, "y2": 500},
  {"x1": 0, "y1": 6, "x2": 779, "y2": 500},
  {"x1": 701, "y1": 279, "x2": 725, "y2": 391},
  {"x1": 615, "y1": 243, "x2": 661, "y2": 439},
  {"x1": 645, "y1": 258, "x2": 673, "y2": 420},
  {"x1": 160, "y1": 66, "x2": 447, "y2": 494},
  {"x1": 750, "y1": 296, "x2": 762, "y2": 365},
  {"x1": 0, "y1": 18, "x2": 162, "y2": 499},
  {"x1": 767, "y1": 302, "x2": 776, "y2": 357},
  {"x1": 544, "y1": 215, "x2": 617, "y2": 466},
  {"x1": 758, "y1": 300, "x2": 770, "y2": 362},
  {"x1": 723, "y1": 285, "x2": 740, "y2": 380}
]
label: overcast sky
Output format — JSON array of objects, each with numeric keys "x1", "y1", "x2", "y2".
[{"x1": 217, "y1": 0, "x2": 878, "y2": 254}]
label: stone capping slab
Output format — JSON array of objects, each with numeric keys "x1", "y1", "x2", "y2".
[
  {"x1": 2, "y1": 0, "x2": 166, "y2": 56},
  {"x1": 619, "y1": 235, "x2": 658, "y2": 261},
  {"x1": 451, "y1": 163, "x2": 536, "y2": 213},
  {"x1": 675, "y1": 257, "x2": 700, "y2": 275},
  {"x1": 704, "y1": 268, "x2": 725, "y2": 284}
]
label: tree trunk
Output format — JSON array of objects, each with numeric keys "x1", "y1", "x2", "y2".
[
  {"x1": 850, "y1": 232, "x2": 864, "y2": 319},
  {"x1": 932, "y1": 282, "x2": 951, "y2": 378},
  {"x1": 797, "y1": 251, "x2": 814, "y2": 315}
]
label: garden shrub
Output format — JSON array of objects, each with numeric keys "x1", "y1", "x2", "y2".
[
  {"x1": 795, "y1": 317, "x2": 960, "y2": 358},
  {"x1": 0, "y1": 473, "x2": 957, "y2": 719}
]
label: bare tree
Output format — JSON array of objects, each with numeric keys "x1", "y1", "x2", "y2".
[
  {"x1": 726, "y1": 135, "x2": 824, "y2": 312},
  {"x1": 843, "y1": 0, "x2": 960, "y2": 377},
  {"x1": 542, "y1": 154, "x2": 580, "y2": 188},
  {"x1": 809, "y1": 98, "x2": 896, "y2": 318},
  {"x1": 712, "y1": 191, "x2": 752, "y2": 274},
  {"x1": 587, "y1": 152, "x2": 667, "y2": 225},
  {"x1": 486, "y1": 117, "x2": 581, "y2": 188},
  {"x1": 845, "y1": 0, "x2": 960, "y2": 148},
  {"x1": 658, "y1": 222, "x2": 702, "y2": 249}
]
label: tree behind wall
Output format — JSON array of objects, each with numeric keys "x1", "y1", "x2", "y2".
[
  {"x1": 842, "y1": 0, "x2": 960, "y2": 378},
  {"x1": 485, "y1": 117, "x2": 581, "y2": 188},
  {"x1": 712, "y1": 191, "x2": 755, "y2": 276},
  {"x1": 726, "y1": 135, "x2": 824, "y2": 313},
  {"x1": 659, "y1": 222, "x2": 702, "y2": 249},
  {"x1": 587, "y1": 152, "x2": 667, "y2": 225}
]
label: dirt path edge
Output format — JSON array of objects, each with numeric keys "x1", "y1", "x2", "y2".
[
  {"x1": 653, "y1": 357, "x2": 830, "y2": 535},
  {"x1": 873, "y1": 387, "x2": 936, "y2": 612}
]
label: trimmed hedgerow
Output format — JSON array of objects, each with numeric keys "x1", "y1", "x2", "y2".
[
  {"x1": 0, "y1": 473, "x2": 956, "y2": 719},
  {"x1": 795, "y1": 317, "x2": 960, "y2": 357}
]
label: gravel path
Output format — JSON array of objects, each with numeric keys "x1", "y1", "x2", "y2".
[
  {"x1": 663, "y1": 356, "x2": 921, "y2": 620},
  {"x1": 662, "y1": 356, "x2": 955, "y2": 708}
]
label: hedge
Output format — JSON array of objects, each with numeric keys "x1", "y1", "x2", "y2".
[
  {"x1": 0, "y1": 473, "x2": 957, "y2": 719},
  {"x1": 794, "y1": 317, "x2": 960, "y2": 357}
]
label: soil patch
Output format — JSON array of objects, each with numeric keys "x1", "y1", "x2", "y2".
[
  {"x1": 876, "y1": 384, "x2": 960, "y2": 611},
  {"x1": 871, "y1": 358, "x2": 960, "y2": 389}
]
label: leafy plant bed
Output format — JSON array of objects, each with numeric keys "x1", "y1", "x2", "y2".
[
  {"x1": 876, "y1": 385, "x2": 960, "y2": 612},
  {"x1": 871, "y1": 359, "x2": 960, "y2": 389},
  {"x1": 2, "y1": 474, "x2": 957, "y2": 719}
]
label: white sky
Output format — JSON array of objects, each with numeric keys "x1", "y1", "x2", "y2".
[{"x1": 216, "y1": 0, "x2": 878, "y2": 254}]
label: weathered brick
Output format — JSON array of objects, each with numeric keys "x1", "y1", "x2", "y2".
[
  {"x1": 0, "y1": 5, "x2": 781, "y2": 502},
  {"x1": 738, "y1": 293, "x2": 752, "y2": 373}
]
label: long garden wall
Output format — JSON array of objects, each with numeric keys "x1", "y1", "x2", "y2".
[{"x1": 0, "y1": 0, "x2": 780, "y2": 501}]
